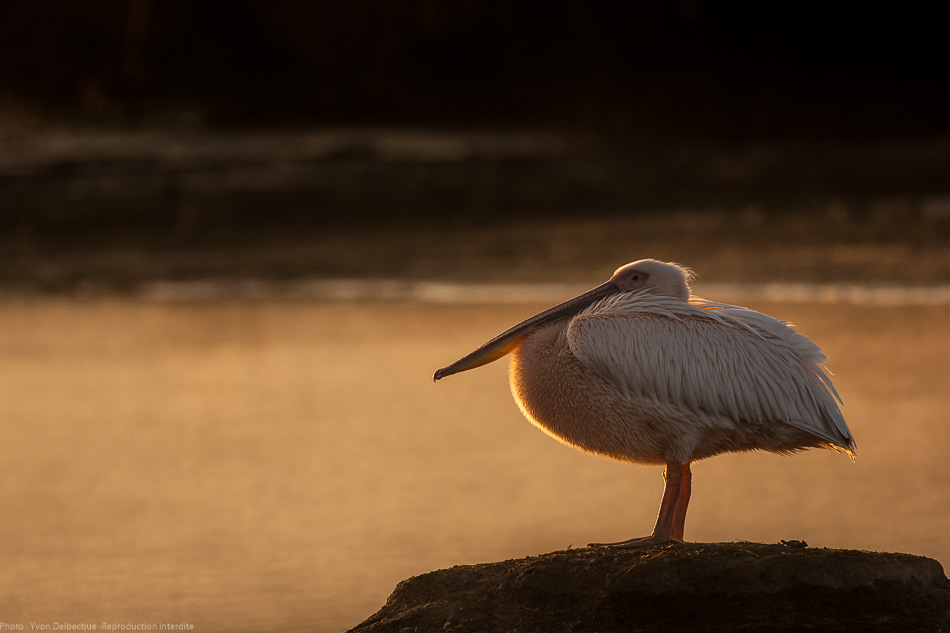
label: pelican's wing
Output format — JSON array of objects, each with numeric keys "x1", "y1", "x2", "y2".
[{"x1": 566, "y1": 293, "x2": 855, "y2": 455}]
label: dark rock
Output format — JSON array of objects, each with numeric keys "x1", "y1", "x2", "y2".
[{"x1": 348, "y1": 542, "x2": 950, "y2": 633}]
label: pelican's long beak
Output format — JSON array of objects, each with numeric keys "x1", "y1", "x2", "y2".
[{"x1": 433, "y1": 280, "x2": 619, "y2": 381}]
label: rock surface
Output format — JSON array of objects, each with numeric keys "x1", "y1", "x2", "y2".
[{"x1": 349, "y1": 542, "x2": 950, "y2": 633}]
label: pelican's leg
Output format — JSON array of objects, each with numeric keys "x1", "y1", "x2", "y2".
[
  {"x1": 669, "y1": 461, "x2": 692, "y2": 541},
  {"x1": 588, "y1": 461, "x2": 690, "y2": 549}
]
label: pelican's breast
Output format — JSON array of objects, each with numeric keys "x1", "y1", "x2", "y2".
[{"x1": 508, "y1": 320, "x2": 702, "y2": 465}]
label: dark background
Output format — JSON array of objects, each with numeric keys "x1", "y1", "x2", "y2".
[
  {"x1": 1, "y1": 1, "x2": 949, "y2": 290},
  {"x1": 2, "y1": 1, "x2": 948, "y2": 139}
]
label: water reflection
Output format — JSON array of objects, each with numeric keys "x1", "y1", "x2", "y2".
[{"x1": 0, "y1": 298, "x2": 947, "y2": 632}]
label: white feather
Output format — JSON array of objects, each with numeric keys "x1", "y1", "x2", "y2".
[{"x1": 566, "y1": 291, "x2": 856, "y2": 455}]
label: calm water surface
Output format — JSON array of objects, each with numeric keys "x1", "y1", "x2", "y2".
[{"x1": 0, "y1": 298, "x2": 947, "y2": 631}]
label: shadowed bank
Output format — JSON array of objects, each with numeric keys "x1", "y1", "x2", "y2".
[{"x1": 349, "y1": 542, "x2": 950, "y2": 632}]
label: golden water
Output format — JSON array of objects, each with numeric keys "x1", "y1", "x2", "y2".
[{"x1": 0, "y1": 299, "x2": 947, "y2": 632}]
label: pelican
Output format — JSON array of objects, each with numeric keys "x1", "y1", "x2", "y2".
[{"x1": 434, "y1": 259, "x2": 855, "y2": 548}]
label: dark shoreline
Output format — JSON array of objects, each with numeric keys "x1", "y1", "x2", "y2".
[
  {"x1": 349, "y1": 542, "x2": 950, "y2": 633},
  {"x1": 3, "y1": 129, "x2": 949, "y2": 293}
]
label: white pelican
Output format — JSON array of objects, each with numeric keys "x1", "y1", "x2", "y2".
[{"x1": 434, "y1": 259, "x2": 855, "y2": 548}]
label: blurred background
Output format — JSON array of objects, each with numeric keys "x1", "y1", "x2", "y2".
[{"x1": 0, "y1": 2, "x2": 948, "y2": 632}]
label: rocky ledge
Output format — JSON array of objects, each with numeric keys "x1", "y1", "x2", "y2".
[{"x1": 349, "y1": 541, "x2": 950, "y2": 633}]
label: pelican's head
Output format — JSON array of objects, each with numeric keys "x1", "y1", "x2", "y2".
[
  {"x1": 433, "y1": 259, "x2": 692, "y2": 381},
  {"x1": 609, "y1": 259, "x2": 692, "y2": 301}
]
